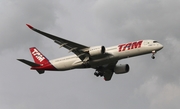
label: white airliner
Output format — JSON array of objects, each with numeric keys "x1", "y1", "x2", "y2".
[{"x1": 17, "y1": 24, "x2": 163, "y2": 81}]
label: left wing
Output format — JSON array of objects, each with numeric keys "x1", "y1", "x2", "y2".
[{"x1": 26, "y1": 24, "x2": 89, "y2": 61}]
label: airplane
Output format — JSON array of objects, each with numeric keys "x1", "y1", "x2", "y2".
[{"x1": 17, "y1": 24, "x2": 163, "y2": 81}]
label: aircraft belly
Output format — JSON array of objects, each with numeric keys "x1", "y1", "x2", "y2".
[
  {"x1": 51, "y1": 61, "x2": 73, "y2": 71},
  {"x1": 89, "y1": 56, "x2": 117, "y2": 67},
  {"x1": 51, "y1": 58, "x2": 84, "y2": 71}
]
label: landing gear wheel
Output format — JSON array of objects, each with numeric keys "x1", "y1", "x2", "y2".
[
  {"x1": 99, "y1": 73, "x2": 104, "y2": 77},
  {"x1": 94, "y1": 70, "x2": 104, "y2": 77},
  {"x1": 94, "y1": 72, "x2": 99, "y2": 77},
  {"x1": 151, "y1": 56, "x2": 155, "y2": 59}
]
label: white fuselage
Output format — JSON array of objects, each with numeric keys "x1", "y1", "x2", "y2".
[{"x1": 49, "y1": 40, "x2": 163, "y2": 71}]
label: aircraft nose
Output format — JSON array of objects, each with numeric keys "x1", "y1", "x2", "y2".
[{"x1": 159, "y1": 43, "x2": 163, "y2": 50}]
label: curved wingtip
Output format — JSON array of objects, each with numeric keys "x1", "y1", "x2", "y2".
[{"x1": 26, "y1": 24, "x2": 33, "y2": 29}]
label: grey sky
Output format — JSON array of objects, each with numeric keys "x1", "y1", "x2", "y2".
[{"x1": 1, "y1": 0, "x2": 180, "y2": 109}]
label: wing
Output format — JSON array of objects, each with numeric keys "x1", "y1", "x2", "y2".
[
  {"x1": 98, "y1": 61, "x2": 117, "y2": 81},
  {"x1": 103, "y1": 69, "x2": 114, "y2": 81},
  {"x1": 26, "y1": 24, "x2": 89, "y2": 61}
]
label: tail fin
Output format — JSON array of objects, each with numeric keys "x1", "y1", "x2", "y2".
[
  {"x1": 18, "y1": 47, "x2": 55, "y2": 74},
  {"x1": 29, "y1": 47, "x2": 49, "y2": 64}
]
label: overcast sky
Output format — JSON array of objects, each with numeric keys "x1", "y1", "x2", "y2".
[{"x1": 1, "y1": 0, "x2": 180, "y2": 109}]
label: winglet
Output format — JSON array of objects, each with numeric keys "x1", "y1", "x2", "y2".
[{"x1": 26, "y1": 24, "x2": 33, "y2": 29}]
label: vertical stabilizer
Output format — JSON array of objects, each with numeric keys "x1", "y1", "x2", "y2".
[{"x1": 29, "y1": 47, "x2": 49, "y2": 64}]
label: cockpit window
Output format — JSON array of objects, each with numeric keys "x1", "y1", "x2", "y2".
[{"x1": 153, "y1": 41, "x2": 158, "y2": 43}]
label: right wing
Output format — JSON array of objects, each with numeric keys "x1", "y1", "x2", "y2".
[{"x1": 26, "y1": 24, "x2": 89, "y2": 61}]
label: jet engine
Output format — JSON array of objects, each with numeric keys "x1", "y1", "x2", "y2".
[
  {"x1": 89, "y1": 46, "x2": 106, "y2": 56},
  {"x1": 114, "y1": 64, "x2": 130, "y2": 74}
]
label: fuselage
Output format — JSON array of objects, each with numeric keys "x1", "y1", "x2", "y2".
[{"x1": 32, "y1": 40, "x2": 163, "y2": 71}]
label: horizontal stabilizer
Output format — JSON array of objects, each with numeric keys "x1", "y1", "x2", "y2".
[
  {"x1": 36, "y1": 70, "x2": 45, "y2": 74},
  {"x1": 17, "y1": 59, "x2": 40, "y2": 67}
]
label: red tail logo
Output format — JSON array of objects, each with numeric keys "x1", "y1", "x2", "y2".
[
  {"x1": 30, "y1": 47, "x2": 49, "y2": 64},
  {"x1": 32, "y1": 49, "x2": 45, "y2": 62}
]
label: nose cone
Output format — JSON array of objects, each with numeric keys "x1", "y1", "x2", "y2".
[{"x1": 158, "y1": 43, "x2": 163, "y2": 50}]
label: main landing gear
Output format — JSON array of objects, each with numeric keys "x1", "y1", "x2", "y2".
[
  {"x1": 94, "y1": 71, "x2": 104, "y2": 77},
  {"x1": 151, "y1": 50, "x2": 156, "y2": 59}
]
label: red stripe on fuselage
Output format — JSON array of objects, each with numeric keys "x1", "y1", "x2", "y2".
[{"x1": 31, "y1": 63, "x2": 57, "y2": 71}]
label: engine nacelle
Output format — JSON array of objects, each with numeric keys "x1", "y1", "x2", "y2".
[
  {"x1": 114, "y1": 64, "x2": 130, "y2": 74},
  {"x1": 89, "y1": 46, "x2": 106, "y2": 56}
]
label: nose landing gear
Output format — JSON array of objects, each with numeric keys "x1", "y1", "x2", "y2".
[{"x1": 151, "y1": 50, "x2": 156, "y2": 59}]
